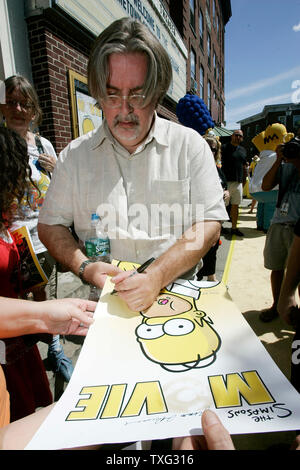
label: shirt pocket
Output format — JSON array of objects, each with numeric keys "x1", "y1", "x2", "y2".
[{"x1": 149, "y1": 179, "x2": 191, "y2": 238}]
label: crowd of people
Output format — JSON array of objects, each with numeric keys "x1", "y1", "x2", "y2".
[{"x1": 0, "y1": 17, "x2": 299, "y2": 451}]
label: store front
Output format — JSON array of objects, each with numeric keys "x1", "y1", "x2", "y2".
[{"x1": 21, "y1": 0, "x2": 187, "y2": 153}]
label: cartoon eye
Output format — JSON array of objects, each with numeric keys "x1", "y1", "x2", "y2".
[
  {"x1": 135, "y1": 323, "x2": 164, "y2": 340},
  {"x1": 163, "y1": 318, "x2": 195, "y2": 336}
]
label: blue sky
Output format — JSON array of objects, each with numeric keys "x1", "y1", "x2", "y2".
[{"x1": 224, "y1": 0, "x2": 300, "y2": 129}]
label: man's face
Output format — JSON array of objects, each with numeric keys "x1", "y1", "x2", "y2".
[
  {"x1": 231, "y1": 131, "x2": 243, "y2": 146},
  {"x1": 101, "y1": 53, "x2": 156, "y2": 153}
]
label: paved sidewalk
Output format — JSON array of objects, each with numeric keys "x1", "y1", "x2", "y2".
[
  {"x1": 223, "y1": 200, "x2": 297, "y2": 449},
  {"x1": 38, "y1": 198, "x2": 298, "y2": 450}
]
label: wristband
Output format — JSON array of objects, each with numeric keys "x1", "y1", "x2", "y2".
[{"x1": 78, "y1": 259, "x2": 94, "y2": 285}]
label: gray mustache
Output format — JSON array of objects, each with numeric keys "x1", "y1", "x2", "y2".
[{"x1": 113, "y1": 114, "x2": 140, "y2": 126}]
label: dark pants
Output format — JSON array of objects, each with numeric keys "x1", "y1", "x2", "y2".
[{"x1": 197, "y1": 240, "x2": 220, "y2": 278}]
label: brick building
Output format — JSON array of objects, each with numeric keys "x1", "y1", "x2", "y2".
[
  {"x1": 1, "y1": 0, "x2": 231, "y2": 154},
  {"x1": 238, "y1": 103, "x2": 300, "y2": 157},
  {"x1": 167, "y1": 0, "x2": 231, "y2": 125}
]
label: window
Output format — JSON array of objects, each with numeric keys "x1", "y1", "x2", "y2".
[
  {"x1": 213, "y1": 0, "x2": 216, "y2": 29},
  {"x1": 208, "y1": 80, "x2": 211, "y2": 110},
  {"x1": 190, "y1": 48, "x2": 197, "y2": 91},
  {"x1": 221, "y1": 27, "x2": 224, "y2": 53},
  {"x1": 190, "y1": 49, "x2": 196, "y2": 79},
  {"x1": 199, "y1": 65, "x2": 204, "y2": 99},
  {"x1": 213, "y1": 51, "x2": 217, "y2": 80},
  {"x1": 213, "y1": 90, "x2": 219, "y2": 122},
  {"x1": 278, "y1": 116, "x2": 287, "y2": 126},
  {"x1": 217, "y1": 98, "x2": 221, "y2": 124},
  {"x1": 207, "y1": 33, "x2": 211, "y2": 67},
  {"x1": 190, "y1": 0, "x2": 195, "y2": 31},
  {"x1": 199, "y1": 9, "x2": 204, "y2": 49}
]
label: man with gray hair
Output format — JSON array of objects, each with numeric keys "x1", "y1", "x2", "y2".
[{"x1": 38, "y1": 17, "x2": 228, "y2": 312}]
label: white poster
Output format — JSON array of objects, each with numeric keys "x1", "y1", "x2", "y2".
[
  {"x1": 26, "y1": 265, "x2": 300, "y2": 450},
  {"x1": 76, "y1": 91, "x2": 102, "y2": 136}
]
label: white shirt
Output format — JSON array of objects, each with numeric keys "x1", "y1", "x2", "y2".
[
  {"x1": 249, "y1": 150, "x2": 279, "y2": 194},
  {"x1": 39, "y1": 114, "x2": 228, "y2": 267},
  {"x1": 11, "y1": 135, "x2": 57, "y2": 253}
]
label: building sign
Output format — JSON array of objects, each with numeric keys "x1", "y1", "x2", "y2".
[{"x1": 54, "y1": 0, "x2": 187, "y2": 102}]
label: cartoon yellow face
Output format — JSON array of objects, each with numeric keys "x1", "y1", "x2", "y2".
[
  {"x1": 252, "y1": 123, "x2": 294, "y2": 152},
  {"x1": 135, "y1": 294, "x2": 221, "y2": 372}
]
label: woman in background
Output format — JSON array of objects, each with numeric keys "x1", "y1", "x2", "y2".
[
  {"x1": 0, "y1": 76, "x2": 73, "y2": 384},
  {"x1": 0, "y1": 126, "x2": 55, "y2": 421}
]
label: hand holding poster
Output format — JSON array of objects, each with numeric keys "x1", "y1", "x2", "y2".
[
  {"x1": 11, "y1": 226, "x2": 49, "y2": 292},
  {"x1": 26, "y1": 262, "x2": 300, "y2": 450}
]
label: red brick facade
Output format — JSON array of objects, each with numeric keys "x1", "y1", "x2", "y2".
[{"x1": 26, "y1": 17, "x2": 90, "y2": 154}]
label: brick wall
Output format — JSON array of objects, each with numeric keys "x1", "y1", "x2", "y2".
[{"x1": 26, "y1": 17, "x2": 90, "y2": 155}]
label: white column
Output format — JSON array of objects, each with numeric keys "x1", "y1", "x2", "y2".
[{"x1": 0, "y1": 0, "x2": 16, "y2": 78}]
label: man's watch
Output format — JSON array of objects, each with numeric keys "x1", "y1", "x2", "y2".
[{"x1": 78, "y1": 259, "x2": 94, "y2": 285}]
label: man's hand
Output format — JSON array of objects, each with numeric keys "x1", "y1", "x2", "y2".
[
  {"x1": 38, "y1": 298, "x2": 97, "y2": 335},
  {"x1": 83, "y1": 262, "x2": 122, "y2": 289},
  {"x1": 111, "y1": 268, "x2": 163, "y2": 312},
  {"x1": 111, "y1": 221, "x2": 221, "y2": 312},
  {"x1": 172, "y1": 409, "x2": 235, "y2": 451}
]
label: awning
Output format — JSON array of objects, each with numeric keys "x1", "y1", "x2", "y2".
[{"x1": 210, "y1": 126, "x2": 233, "y2": 137}]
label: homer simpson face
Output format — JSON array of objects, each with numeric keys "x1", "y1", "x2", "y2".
[
  {"x1": 135, "y1": 293, "x2": 221, "y2": 372},
  {"x1": 143, "y1": 294, "x2": 192, "y2": 318},
  {"x1": 252, "y1": 123, "x2": 294, "y2": 152}
]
